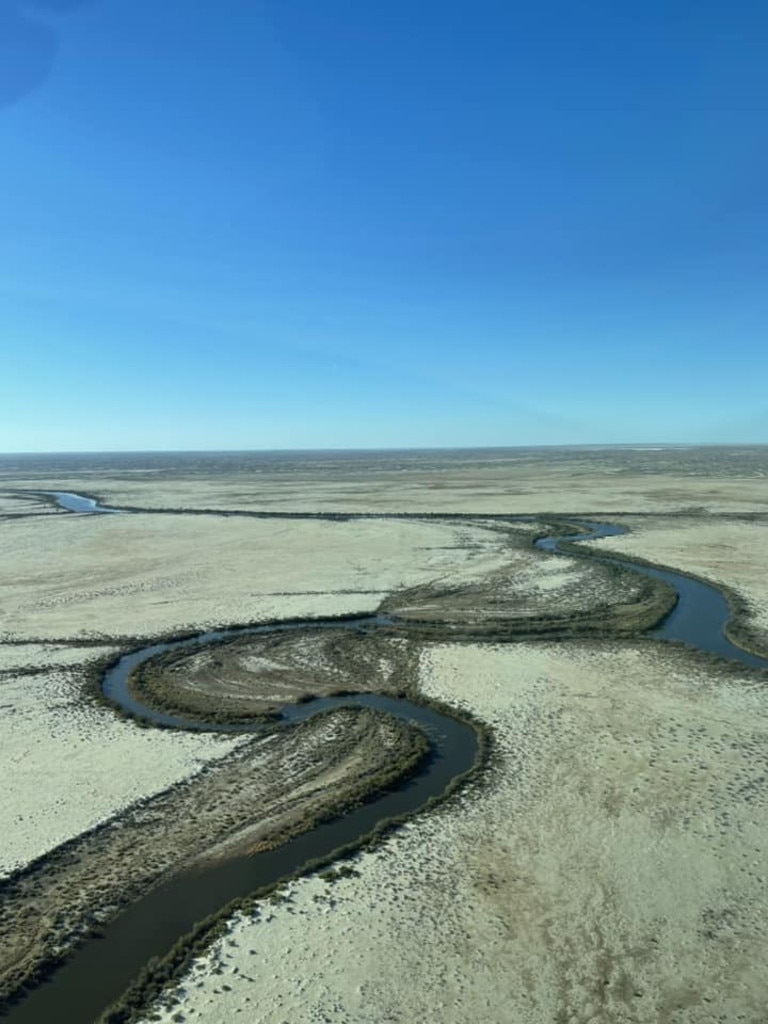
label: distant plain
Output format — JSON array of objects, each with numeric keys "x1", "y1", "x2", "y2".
[{"x1": 1, "y1": 446, "x2": 767, "y2": 1023}]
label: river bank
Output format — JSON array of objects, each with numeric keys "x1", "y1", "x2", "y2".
[
  {"x1": 0, "y1": 706, "x2": 430, "y2": 1016},
  {"x1": 2, "y1": 449, "x2": 767, "y2": 1022},
  {"x1": 591, "y1": 515, "x2": 768, "y2": 645},
  {"x1": 139, "y1": 638, "x2": 768, "y2": 1024}
]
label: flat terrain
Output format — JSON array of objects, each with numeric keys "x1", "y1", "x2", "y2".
[
  {"x1": 0, "y1": 706, "x2": 425, "y2": 1006},
  {"x1": 0, "y1": 446, "x2": 767, "y2": 1023},
  {"x1": 0, "y1": 510, "x2": 513, "y2": 640},
  {"x1": 3, "y1": 445, "x2": 768, "y2": 514},
  {"x1": 594, "y1": 515, "x2": 768, "y2": 640},
  {"x1": 0, "y1": 651, "x2": 241, "y2": 878},
  {"x1": 144, "y1": 641, "x2": 768, "y2": 1024}
]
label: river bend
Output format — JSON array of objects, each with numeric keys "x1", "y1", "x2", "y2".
[{"x1": 3, "y1": 492, "x2": 767, "y2": 1023}]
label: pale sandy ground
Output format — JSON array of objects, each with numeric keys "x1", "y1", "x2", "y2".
[
  {"x1": 11, "y1": 471, "x2": 766, "y2": 514},
  {"x1": 0, "y1": 509, "x2": 516, "y2": 878},
  {"x1": 0, "y1": 642, "x2": 115, "y2": 672},
  {"x1": 594, "y1": 517, "x2": 768, "y2": 638},
  {"x1": 0, "y1": 493, "x2": 57, "y2": 517},
  {"x1": 132, "y1": 479, "x2": 768, "y2": 1024},
  {"x1": 0, "y1": 654, "x2": 241, "y2": 877},
  {"x1": 141, "y1": 641, "x2": 768, "y2": 1024},
  {"x1": 0, "y1": 512, "x2": 513, "y2": 641},
  {"x1": 2, "y1": 456, "x2": 767, "y2": 1023},
  {"x1": 4, "y1": 445, "x2": 768, "y2": 514}
]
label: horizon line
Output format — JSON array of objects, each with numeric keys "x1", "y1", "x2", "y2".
[{"x1": 2, "y1": 442, "x2": 767, "y2": 457}]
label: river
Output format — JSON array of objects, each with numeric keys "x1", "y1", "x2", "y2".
[{"x1": 3, "y1": 493, "x2": 767, "y2": 1023}]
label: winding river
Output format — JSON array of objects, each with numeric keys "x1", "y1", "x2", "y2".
[
  {"x1": 535, "y1": 521, "x2": 768, "y2": 669},
  {"x1": 4, "y1": 493, "x2": 768, "y2": 1023}
]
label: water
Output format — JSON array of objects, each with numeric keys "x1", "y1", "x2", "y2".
[
  {"x1": 4, "y1": 692, "x2": 475, "y2": 1024},
  {"x1": 536, "y1": 521, "x2": 768, "y2": 670},
  {"x1": 4, "y1": 495, "x2": 767, "y2": 1023},
  {"x1": 3, "y1": 607, "x2": 476, "y2": 1024},
  {"x1": 39, "y1": 491, "x2": 118, "y2": 515}
]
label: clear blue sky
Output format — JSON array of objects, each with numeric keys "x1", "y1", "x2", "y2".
[{"x1": 1, "y1": 0, "x2": 766, "y2": 451}]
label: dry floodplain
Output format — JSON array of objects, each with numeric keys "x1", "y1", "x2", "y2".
[{"x1": 0, "y1": 446, "x2": 767, "y2": 1024}]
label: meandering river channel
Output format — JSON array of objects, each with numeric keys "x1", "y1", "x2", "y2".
[{"x1": 4, "y1": 493, "x2": 767, "y2": 1023}]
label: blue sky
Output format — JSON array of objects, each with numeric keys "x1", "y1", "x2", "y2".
[{"x1": 1, "y1": 0, "x2": 766, "y2": 451}]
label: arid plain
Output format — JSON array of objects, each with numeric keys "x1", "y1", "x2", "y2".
[{"x1": 1, "y1": 446, "x2": 767, "y2": 1024}]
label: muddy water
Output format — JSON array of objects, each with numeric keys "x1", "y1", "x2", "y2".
[{"x1": 4, "y1": 496, "x2": 767, "y2": 1023}]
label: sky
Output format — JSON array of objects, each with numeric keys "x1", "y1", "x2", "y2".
[{"x1": 1, "y1": 0, "x2": 767, "y2": 452}]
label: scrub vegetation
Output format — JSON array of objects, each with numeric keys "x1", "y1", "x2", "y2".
[{"x1": 2, "y1": 449, "x2": 768, "y2": 1024}]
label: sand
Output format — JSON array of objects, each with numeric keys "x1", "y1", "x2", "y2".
[
  {"x1": 0, "y1": 705, "x2": 427, "y2": 1004},
  {"x1": 0, "y1": 502, "x2": 517, "y2": 879},
  {"x1": 138, "y1": 640, "x2": 768, "y2": 1024},
  {"x1": 1, "y1": 449, "x2": 767, "y2": 1023},
  {"x1": 0, "y1": 511, "x2": 517, "y2": 641},
  {"x1": 0, "y1": 653, "x2": 241, "y2": 878},
  {"x1": 4, "y1": 445, "x2": 768, "y2": 515}
]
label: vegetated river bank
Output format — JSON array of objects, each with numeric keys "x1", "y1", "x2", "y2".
[
  {"x1": 536, "y1": 521, "x2": 768, "y2": 668},
  {"x1": 2, "y1": 492, "x2": 767, "y2": 1024}
]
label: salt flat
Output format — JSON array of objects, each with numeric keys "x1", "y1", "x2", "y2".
[
  {"x1": 140, "y1": 640, "x2": 768, "y2": 1024},
  {"x1": 0, "y1": 509, "x2": 512, "y2": 640},
  {"x1": 594, "y1": 516, "x2": 768, "y2": 638},
  {"x1": 3, "y1": 445, "x2": 767, "y2": 514},
  {"x1": 0, "y1": 656, "x2": 241, "y2": 878},
  {"x1": 1, "y1": 447, "x2": 767, "y2": 1023},
  {"x1": 0, "y1": 491, "x2": 513, "y2": 877}
]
